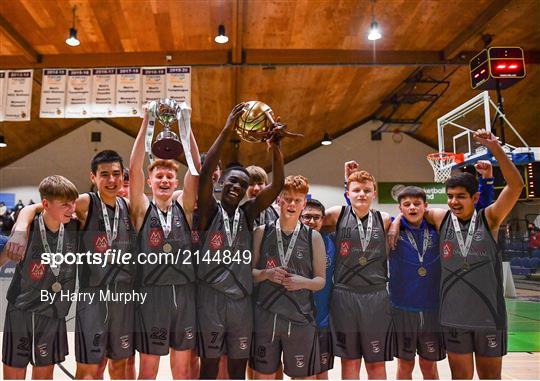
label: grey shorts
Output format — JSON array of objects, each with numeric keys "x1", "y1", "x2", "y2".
[
  {"x1": 442, "y1": 325, "x2": 507, "y2": 357},
  {"x1": 135, "y1": 283, "x2": 197, "y2": 355},
  {"x1": 2, "y1": 304, "x2": 68, "y2": 368},
  {"x1": 251, "y1": 306, "x2": 320, "y2": 378},
  {"x1": 392, "y1": 307, "x2": 445, "y2": 361},
  {"x1": 330, "y1": 287, "x2": 395, "y2": 362},
  {"x1": 197, "y1": 284, "x2": 252, "y2": 359},
  {"x1": 75, "y1": 286, "x2": 135, "y2": 364},
  {"x1": 318, "y1": 327, "x2": 334, "y2": 373}
]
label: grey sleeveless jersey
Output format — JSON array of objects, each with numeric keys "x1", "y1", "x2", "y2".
[
  {"x1": 7, "y1": 215, "x2": 78, "y2": 318},
  {"x1": 197, "y1": 204, "x2": 253, "y2": 299},
  {"x1": 80, "y1": 192, "x2": 136, "y2": 287},
  {"x1": 439, "y1": 210, "x2": 506, "y2": 330},
  {"x1": 254, "y1": 206, "x2": 279, "y2": 228},
  {"x1": 334, "y1": 207, "x2": 388, "y2": 290},
  {"x1": 254, "y1": 221, "x2": 315, "y2": 324},
  {"x1": 137, "y1": 201, "x2": 195, "y2": 286}
]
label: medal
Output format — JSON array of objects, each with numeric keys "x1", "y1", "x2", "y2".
[
  {"x1": 163, "y1": 243, "x2": 173, "y2": 253},
  {"x1": 51, "y1": 281, "x2": 62, "y2": 293},
  {"x1": 276, "y1": 220, "x2": 301, "y2": 268},
  {"x1": 418, "y1": 266, "x2": 427, "y2": 277},
  {"x1": 462, "y1": 262, "x2": 470, "y2": 271},
  {"x1": 405, "y1": 224, "x2": 430, "y2": 278},
  {"x1": 220, "y1": 202, "x2": 240, "y2": 247},
  {"x1": 359, "y1": 256, "x2": 368, "y2": 266}
]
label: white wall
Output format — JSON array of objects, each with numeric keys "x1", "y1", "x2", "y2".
[{"x1": 283, "y1": 120, "x2": 448, "y2": 215}]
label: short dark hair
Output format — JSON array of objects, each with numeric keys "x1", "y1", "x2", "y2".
[
  {"x1": 123, "y1": 168, "x2": 130, "y2": 181},
  {"x1": 91, "y1": 150, "x2": 124, "y2": 174},
  {"x1": 445, "y1": 172, "x2": 478, "y2": 196},
  {"x1": 220, "y1": 165, "x2": 250, "y2": 182},
  {"x1": 304, "y1": 199, "x2": 325, "y2": 216},
  {"x1": 397, "y1": 186, "x2": 427, "y2": 203}
]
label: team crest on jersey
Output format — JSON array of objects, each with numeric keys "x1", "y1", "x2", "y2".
[
  {"x1": 339, "y1": 241, "x2": 352, "y2": 256},
  {"x1": 486, "y1": 335, "x2": 497, "y2": 348},
  {"x1": 94, "y1": 233, "x2": 109, "y2": 253},
  {"x1": 257, "y1": 345, "x2": 266, "y2": 358},
  {"x1": 442, "y1": 242, "x2": 453, "y2": 260},
  {"x1": 473, "y1": 230, "x2": 484, "y2": 241},
  {"x1": 425, "y1": 341, "x2": 436, "y2": 353},
  {"x1": 209, "y1": 232, "x2": 224, "y2": 250},
  {"x1": 191, "y1": 230, "x2": 200, "y2": 244},
  {"x1": 123, "y1": 217, "x2": 131, "y2": 230},
  {"x1": 37, "y1": 343, "x2": 48, "y2": 357},
  {"x1": 321, "y1": 352, "x2": 329, "y2": 365},
  {"x1": 295, "y1": 355, "x2": 305, "y2": 368},
  {"x1": 120, "y1": 335, "x2": 130, "y2": 349},
  {"x1": 370, "y1": 340, "x2": 381, "y2": 353},
  {"x1": 295, "y1": 248, "x2": 304, "y2": 259},
  {"x1": 29, "y1": 260, "x2": 46, "y2": 281},
  {"x1": 239, "y1": 337, "x2": 248, "y2": 350},
  {"x1": 148, "y1": 228, "x2": 164, "y2": 248},
  {"x1": 266, "y1": 257, "x2": 278, "y2": 269},
  {"x1": 372, "y1": 228, "x2": 380, "y2": 240},
  {"x1": 174, "y1": 216, "x2": 181, "y2": 227},
  {"x1": 185, "y1": 327, "x2": 194, "y2": 340}
]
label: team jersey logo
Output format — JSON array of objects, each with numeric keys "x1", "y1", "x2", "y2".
[
  {"x1": 425, "y1": 341, "x2": 436, "y2": 353},
  {"x1": 321, "y1": 352, "x2": 329, "y2": 365},
  {"x1": 29, "y1": 260, "x2": 46, "y2": 281},
  {"x1": 191, "y1": 231, "x2": 200, "y2": 245},
  {"x1": 295, "y1": 355, "x2": 305, "y2": 368},
  {"x1": 257, "y1": 345, "x2": 266, "y2": 358},
  {"x1": 442, "y1": 241, "x2": 453, "y2": 260},
  {"x1": 37, "y1": 343, "x2": 48, "y2": 357},
  {"x1": 339, "y1": 241, "x2": 351, "y2": 256},
  {"x1": 209, "y1": 232, "x2": 224, "y2": 250},
  {"x1": 486, "y1": 335, "x2": 498, "y2": 348},
  {"x1": 372, "y1": 228, "x2": 381, "y2": 240},
  {"x1": 295, "y1": 248, "x2": 304, "y2": 259},
  {"x1": 185, "y1": 327, "x2": 194, "y2": 340},
  {"x1": 94, "y1": 234, "x2": 109, "y2": 253},
  {"x1": 148, "y1": 228, "x2": 164, "y2": 248},
  {"x1": 266, "y1": 257, "x2": 277, "y2": 269},
  {"x1": 239, "y1": 337, "x2": 248, "y2": 350},
  {"x1": 120, "y1": 335, "x2": 130, "y2": 349},
  {"x1": 473, "y1": 230, "x2": 484, "y2": 241}
]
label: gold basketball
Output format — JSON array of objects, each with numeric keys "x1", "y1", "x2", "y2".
[{"x1": 235, "y1": 101, "x2": 275, "y2": 143}]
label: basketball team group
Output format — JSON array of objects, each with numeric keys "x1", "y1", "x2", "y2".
[{"x1": 0, "y1": 102, "x2": 524, "y2": 380}]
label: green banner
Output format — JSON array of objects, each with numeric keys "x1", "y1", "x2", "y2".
[{"x1": 378, "y1": 182, "x2": 447, "y2": 204}]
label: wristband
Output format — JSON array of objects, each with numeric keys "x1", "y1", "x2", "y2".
[{"x1": 481, "y1": 177, "x2": 495, "y2": 185}]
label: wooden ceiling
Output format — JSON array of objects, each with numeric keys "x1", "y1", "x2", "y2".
[{"x1": 1, "y1": 0, "x2": 539, "y2": 169}]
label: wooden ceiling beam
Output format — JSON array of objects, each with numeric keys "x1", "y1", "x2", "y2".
[
  {"x1": 442, "y1": 0, "x2": 511, "y2": 60},
  {"x1": 0, "y1": 14, "x2": 41, "y2": 63},
  {"x1": 0, "y1": 50, "x2": 229, "y2": 69},
  {"x1": 231, "y1": 0, "x2": 244, "y2": 64}
]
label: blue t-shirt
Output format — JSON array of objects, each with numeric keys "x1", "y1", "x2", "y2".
[
  {"x1": 0, "y1": 235, "x2": 7, "y2": 251},
  {"x1": 314, "y1": 233, "x2": 336, "y2": 328},
  {"x1": 389, "y1": 218, "x2": 440, "y2": 311}
]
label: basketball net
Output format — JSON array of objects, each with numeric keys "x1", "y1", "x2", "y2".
[{"x1": 427, "y1": 152, "x2": 463, "y2": 183}]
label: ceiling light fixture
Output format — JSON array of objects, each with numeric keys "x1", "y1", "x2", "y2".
[
  {"x1": 0, "y1": 135, "x2": 7, "y2": 148},
  {"x1": 321, "y1": 133, "x2": 332, "y2": 146},
  {"x1": 214, "y1": 24, "x2": 229, "y2": 44},
  {"x1": 367, "y1": 0, "x2": 382, "y2": 41},
  {"x1": 65, "y1": 6, "x2": 80, "y2": 47}
]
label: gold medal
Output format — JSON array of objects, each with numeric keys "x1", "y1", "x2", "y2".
[
  {"x1": 359, "y1": 256, "x2": 368, "y2": 266},
  {"x1": 163, "y1": 243, "x2": 173, "y2": 253},
  {"x1": 418, "y1": 266, "x2": 427, "y2": 277},
  {"x1": 462, "y1": 262, "x2": 470, "y2": 271},
  {"x1": 51, "y1": 281, "x2": 62, "y2": 293}
]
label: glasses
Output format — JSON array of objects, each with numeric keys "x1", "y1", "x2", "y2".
[{"x1": 301, "y1": 214, "x2": 322, "y2": 222}]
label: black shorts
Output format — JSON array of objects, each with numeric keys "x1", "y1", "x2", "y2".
[
  {"x1": 442, "y1": 325, "x2": 507, "y2": 357},
  {"x1": 317, "y1": 327, "x2": 334, "y2": 373},
  {"x1": 75, "y1": 286, "x2": 135, "y2": 364},
  {"x1": 2, "y1": 304, "x2": 68, "y2": 368},
  {"x1": 135, "y1": 283, "x2": 197, "y2": 355},
  {"x1": 392, "y1": 307, "x2": 445, "y2": 361}
]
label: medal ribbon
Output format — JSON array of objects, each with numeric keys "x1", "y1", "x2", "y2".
[
  {"x1": 220, "y1": 202, "x2": 240, "y2": 247},
  {"x1": 405, "y1": 225, "x2": 430, "y2": 265},
  {"x1": 355, "y1": 211, "x2": 373, "y2": 252},
  {"x1": 275, "y1": 220, "x2": 301, "y2": 268},
  {"x1": 38, "y1": 214, "x2": 64, "y2": 277},
  {"x1": 144, "y1": 100, "x2": 158, "y2": 163},
  {"x1": 451, "y1": 210, "x2": 478, "y2": 259},
  {"x1": 99, "y1": 194, "x2": 120, "y2": 246},
  {"x1": 153, "y1": 201, "x2": 173, "y2": 238}
]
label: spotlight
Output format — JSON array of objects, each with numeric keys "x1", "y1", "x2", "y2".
[
  {"x1": 368, "y1": 21, "x2": 382, "y2": 41},
  {"x1": 0, "y1": 135, "x2": 7, "y2": 148},
  {"x1": 214, "y1": 24, "x2": 229, "y2": 44},
  {"x1": 321, "y1": 133, "x2": 332, "y2": 146},
  {"x1": 65, "y1": 6, "x2": 80, "y2": 47}
]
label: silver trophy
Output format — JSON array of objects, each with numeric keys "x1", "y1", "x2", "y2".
[{"x1": 151, "y1": 99, "x2": 183, "y2": 160}]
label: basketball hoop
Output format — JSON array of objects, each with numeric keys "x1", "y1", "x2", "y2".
[{"x1": 427, "y1": 152, "x2": 464, "y2": 183}]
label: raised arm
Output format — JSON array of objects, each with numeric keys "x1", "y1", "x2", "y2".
[
  {"x1": 479, "y1": 130, "x2": 524, "y2": 229},
  {"x1": 4, "y1": 203, "x2": 41, "y2": 262},
  {"x1": 475, "y1": 160, "x2": 495, "y2": 210},
  {"x1": 178, "y1": 128, "x2": 201, "y2": 215},
  {"x1": 244, "y1": 135, "x2": 284, "y2": 221},
  {"x1": 129, "y1": 105, "x2": 151, "y2": 229},
  {"x1": 197, "y1": 103, "x2": 245, "y2": 230},
  {"x1": 322, "y1": 206, "x2": 342, "y2": 234}
]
